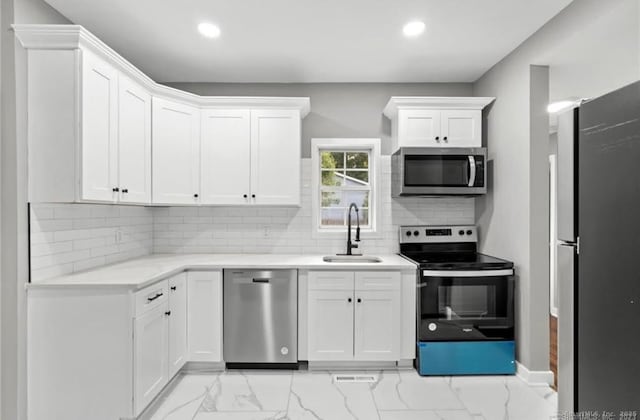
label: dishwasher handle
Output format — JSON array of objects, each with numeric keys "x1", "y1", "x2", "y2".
[{"x1": 252, "y1": 278, "x2": 270, "y2": 283}]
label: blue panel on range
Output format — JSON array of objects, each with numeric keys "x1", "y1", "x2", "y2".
[{"x1": 417, "y1": 341, "x2": 516, "y2": 376}]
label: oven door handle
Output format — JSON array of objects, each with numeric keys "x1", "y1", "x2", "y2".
[
  {"x1": 468, "y1": 156, "x2": 477, "y2": 187},
  {"x1": 422, "y1": 269, "x2": 514, "y2": 277}
]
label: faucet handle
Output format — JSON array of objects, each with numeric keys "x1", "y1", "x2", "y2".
[{"x1": 352, "y1": 243, "x2": 359, "y2": 249}]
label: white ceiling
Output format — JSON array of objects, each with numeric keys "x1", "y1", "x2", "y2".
[{"x1": 44, "y1": 0, "x2": 573, "y2": 83}]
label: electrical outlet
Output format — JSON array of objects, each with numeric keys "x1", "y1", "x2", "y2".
[{"x1": 263, "y1": 225, "x2": 271, "y2": 238}]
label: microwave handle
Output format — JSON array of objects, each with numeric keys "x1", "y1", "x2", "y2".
[{"x1": 468, "y1": 156, "x2": 477, "y2": 187}]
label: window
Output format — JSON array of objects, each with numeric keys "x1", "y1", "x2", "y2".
[{"x1": 311, "y1": 138, "x2": 381, "y2": 236}]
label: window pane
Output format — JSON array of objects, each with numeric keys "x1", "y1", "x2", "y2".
[
  {"x1": 345, "y1": 170, "x2": 369, "y2": 185},
  {"x1": 321, "y1": 191, "x2": 342, "y2": 207},
  {"x1": 359, "y1": 208, "x2": 369, "y2": 226},
  {"x1": 321, "y1": 170, "x2": 343, "y2": 186},
  {"x1": 321, "y1": 151, "x2": 344, "y2": 169},
  {"x1": 343, "y1": 190, "x2": 369, "y2": 208},
  {"x1": 321, "y1": 208, "x2": 345, "y2": 226},
  {"x1": 346, "y1": 152, "x2": 368, "y2": 169}
]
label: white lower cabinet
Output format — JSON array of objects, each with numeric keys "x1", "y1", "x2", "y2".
[
  {"x1": 307, "y1": 271, "x2": 401, "y2": 362},
  {"x1": 134, "y1": 301, "x2": 170, "y2": 414},
  {"x1": 168, "y1": 273, "x2": 188, "y2": 377},
  {"x1": 354, "y1": 290, "x2": 401, "y2": 360},
  {"x1": 308, "y1": 290, "x2": 355, "y2": 361},
  {"x1": 27, "y1": 270, "x2": 223, "y2": 420},
  {"x1": 187, "y1": 270, "x2": 223, "y2": 362}
]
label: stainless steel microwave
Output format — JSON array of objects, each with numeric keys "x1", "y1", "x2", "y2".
[{"x1": 391, "y1": 147, "x2": 487, "y2": 196}]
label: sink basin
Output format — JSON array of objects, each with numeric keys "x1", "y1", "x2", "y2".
[{"x1": 322, "y1": 255, "x2": 383, "y2": 263}]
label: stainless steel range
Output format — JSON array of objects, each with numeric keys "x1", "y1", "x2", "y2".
[{"x1": 399, "y1": 225, "x2": 516, "y2": 375}]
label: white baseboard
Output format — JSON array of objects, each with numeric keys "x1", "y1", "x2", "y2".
[{"x1": 516, "y1": 362, "x2": 554, "y2": 386}]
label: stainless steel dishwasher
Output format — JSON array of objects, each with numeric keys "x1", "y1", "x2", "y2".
[{"x1": 223, "y1": 269, "x2": 298, "y2": 368}]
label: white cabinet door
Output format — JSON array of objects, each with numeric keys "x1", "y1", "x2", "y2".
[
  {"x1": 152, "y1": 97, "x2": 201, "y2": 204},
  {"x1": 353, "y1": 289, "x2": 401, "y2": 361},
  {"x1": 200, "y1": 109, "x2": 251, "y2": 205},
  {"x1": 134, "y1": 303, "x2": 169, "y2": 416},
  {"x1": 81, "y1": 49, "x2": 118, "y2": 202},
  {"x1": 308, "y1": 290, "x2": 354, "y2": 361},
  {"x1": 187, "y1": 271, "x2": 222, "y2": 362},
  {"x1": 250, "y1": 109, "x2": 301, "y2": 205},
  {"x1": 440, "y1": 110, "x2": 482, "y2": 147},
  {"x1": 398, "y1": 109, "x2": 442, "y2": 148},
  {"x1": 168, "y1": 273, "x2": 188, "y2": 378},
  {"x1": 118, "y1": 75, "x2": 151, "y2": 204}
]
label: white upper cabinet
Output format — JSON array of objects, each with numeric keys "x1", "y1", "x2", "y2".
[
  {"x1": 152, "y1": 98, "x2": 201, "y2": 205},
  {"x1": 118, "y1": 75, "x2": 152, "y2": 204},
  {"x1": 15, "y1": 25, "x2": 309, "y2": 206},
  {"x1": 384, "y1": 97, "x2": 495, "y2": 151},
  {"x1": 399, "y1": 109, "x2": 441, "y2": 147},
  {"x1": 200, "y1": 109, "x2": 252, "y2": 205},
  {"x1": 440, "y1": 110, "x2": 482, "y2": 147},
  {"x1": 200, "y1": 108, "x2": 302, "y2": 206},
  {"x1": 81, "y1": 49, "x2": 119, "y2": 202},
  {"x1": 22, "y1": 47, "x2": 152, "y2": 204},
  {"x1": 251, "y1": 109, "x2": 301, "y2": 206}
]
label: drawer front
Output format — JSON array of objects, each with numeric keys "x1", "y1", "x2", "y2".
[
  {"x1": 355, "y1": 271, "x2": 401, "y2": 291},
  {"x1": 134, "y1": 280, "x2": 169, "y2": 317},
  {"x1": 308, "y1": 271, "x2": 354, "y2": 291}
]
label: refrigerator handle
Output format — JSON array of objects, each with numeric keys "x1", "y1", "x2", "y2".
[{"x1": 468, "y1": 156, "x2": 476, "y2": 187}]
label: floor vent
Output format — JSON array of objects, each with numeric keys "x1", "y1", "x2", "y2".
[{"x1": 333, "y1": 374, "x2": 378, "y2": 383}]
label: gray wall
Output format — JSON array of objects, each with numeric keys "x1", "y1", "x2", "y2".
[
  {"x1": 15, "y1": 0, "x2": 70, "y2": 23},
  {"x1": 2, "y1": 1, "x2": 70, "y2": 419},
  {"x1": 166, "y1": 83, "x2": 473, "y2": 157},
  {"x1": 473, "y1": 0, "x2": 640, "y2": 372}
]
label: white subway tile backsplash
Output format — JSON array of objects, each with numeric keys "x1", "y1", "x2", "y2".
[
  {"x1": 29, "y1": 159, "x2": 474, "y2": 281},
  {"x1": 151, "y1": 159, "x2": 474, "y2": 256},
  {"x1": 30, "y1": 204, "x2": 154, "y2": 282}
]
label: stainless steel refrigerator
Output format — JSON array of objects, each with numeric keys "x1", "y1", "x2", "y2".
[{"x1": 557, "y1": 81, "x2": 640, "y2": 414}]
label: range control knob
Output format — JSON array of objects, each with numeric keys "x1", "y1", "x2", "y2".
[
  {"x1": 459, "y1": 230, "x2": 465, "y2": 236},
  {"x1": 413, "y1": 230, "x2": 419, "y2": 236},
  {"x1": 406, "y1": 231, "x2": 412, "y2": 237},
  {"x1": 467, "y1": 230, "x2": 473, "y2": 235}
]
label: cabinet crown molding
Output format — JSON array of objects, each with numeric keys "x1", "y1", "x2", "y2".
[
  {"x1": 383, "y1": 96, "x2": 495, "y2": 119},
  {"x1": 12, "y1": 24, "x2": 310, "y2": 116}
]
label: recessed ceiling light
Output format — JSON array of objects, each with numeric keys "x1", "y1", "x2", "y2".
[
  {"x1": 403, "y1": 21, "x2": 426, "y2": 38},
  {"x1": 198, "y1": 22, "x2": 221, "y2": 39}
]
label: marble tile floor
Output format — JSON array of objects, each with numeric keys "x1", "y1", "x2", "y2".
[{"x1": 148, "y1": 369, "x2": 557, "y2": 420}]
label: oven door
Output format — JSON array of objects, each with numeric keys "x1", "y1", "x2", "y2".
[
  {"x1": 419, "y1": 269, "x2": 514, "y2": 341},
  {"x1": 393, "y1": 148, "x2": 487, "y2": 196}
]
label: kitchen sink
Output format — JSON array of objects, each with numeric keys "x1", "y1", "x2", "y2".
[{"x1": 322, "y1": 255, "x2": 383, "y2": 263}]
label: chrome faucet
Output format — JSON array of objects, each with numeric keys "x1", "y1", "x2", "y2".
[{"x1": 342, "y1": 203, "x2": 361, "y2": 256}]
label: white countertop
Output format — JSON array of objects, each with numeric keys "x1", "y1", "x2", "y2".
[{"x1": 28, "y1": 254, "x2": 417, "y2": 290}]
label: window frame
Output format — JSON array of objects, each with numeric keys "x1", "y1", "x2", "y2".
[{"x1": 311, "y1": 138, "x2": 381, "y2": 239}]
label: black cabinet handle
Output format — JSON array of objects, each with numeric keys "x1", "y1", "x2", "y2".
[
  {"x1": 357, "y1": 298, "x2": 362, "y2": 303},
  {"x1": 435, "y1": 136, "x2": 440, "y2": 141},
  {"x1": 170, "y1": 286, "x2": 177, "y2": 291},
  {"x1": 243, "y1": 194, "x2": 248, "y2": 198},
  {"x1": 112, "y1": 187, "x2": 119, "y2": 192},
  {"x1": 147, "y1": 292, "x2": 163, "y2": 302},
  {"x1": 194, "y1": 193, "x2": 199, "y2": 198},
  {"x1": 122, "y1": 188, "x2": 128, "y2": 193},
  {"x1": 348, "y1": 298, "x2": 352, "y2": 303},
  {"x1": 443, "y1": 136, "x2": 448, "y2": 141},
  {"x1": 251, "y1": 194, "x2": 256, "y2": 198},
  {"x1": 165, "y1": 311, "x2": 171, "y2": 316}
]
